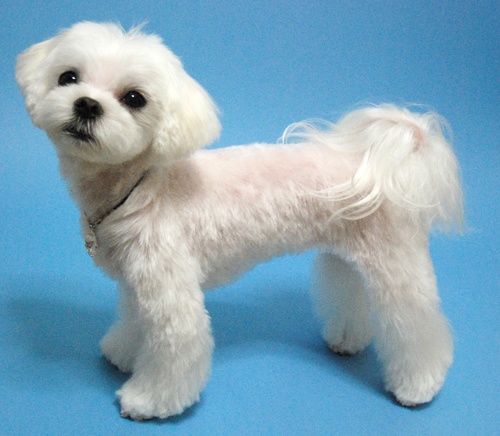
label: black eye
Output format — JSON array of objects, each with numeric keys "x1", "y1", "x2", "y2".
[
  {"x1": 120, "y1": 90, "x2": 147, "y2": 109},
  {"x1": 58, "y1": 70, "x2": 79, "y2": 86}
]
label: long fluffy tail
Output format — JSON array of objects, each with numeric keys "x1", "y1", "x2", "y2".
[{"x1": 283, "y1": 105, "x2": 464, "y2": 231}]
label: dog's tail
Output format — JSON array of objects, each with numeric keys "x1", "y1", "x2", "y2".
[{"x1": 283, "y1": 105, "x2": 464, "y2": 231}]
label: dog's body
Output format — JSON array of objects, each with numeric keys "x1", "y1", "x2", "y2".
[{"x1": 16, "y1": 22, "x2": 463, "y2": 420}]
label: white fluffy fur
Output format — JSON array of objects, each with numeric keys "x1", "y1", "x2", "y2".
[{"x1": 16, "y1": 22, "x2": 463, "y2": 420}]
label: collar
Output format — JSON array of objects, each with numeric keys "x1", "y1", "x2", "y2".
[{"x1": 84, "y1": 172, "x2": 146, "y2": 256}]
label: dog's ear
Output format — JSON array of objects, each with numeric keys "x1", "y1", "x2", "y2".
[
  {"x1": 153, "y1": 59, "x2": 221, "y2": 161},
  {"x1": 16, "y1": 38, "x2": 56, "y2": 120}
]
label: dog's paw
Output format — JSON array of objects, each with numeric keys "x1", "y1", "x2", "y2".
[
  {"x1": 324, "y1": 320, "x2": 373, "y2": 356},
  {"x1": 386, "y1": 368, "x2": 447, "y2": 407},
  {"x1": 327, "y1": 336, "x2": 370, "y2": 356},
  {"x1": 117, "y1": 377, "x2": 198, "y2": 421},
  {"x1": 100, "y1": 325, "x2": 138, "y2": 373},
  {"x1": 329, "y1": 344, "x2": 357, "y2": 356},
  {"x1": 384, "y1": 321, "x2": 453, "y2": 407}
]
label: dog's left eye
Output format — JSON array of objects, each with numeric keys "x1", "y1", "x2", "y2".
[
  {"x1": 58, "y1": 70, "x2": 79, "y2": 86},
  {"x1": 120, "y1": 90, "x2": 147, "y2": 109}
]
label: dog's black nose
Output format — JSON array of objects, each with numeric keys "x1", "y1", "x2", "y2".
[{"x1": 73, "y1": 97, "x2": 104, "y2": 120}]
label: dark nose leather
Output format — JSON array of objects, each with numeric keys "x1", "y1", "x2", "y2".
[{"x1": 74, "y1": 97, "x2": 104, "y2": 120}]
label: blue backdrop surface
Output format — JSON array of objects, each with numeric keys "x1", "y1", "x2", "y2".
[{"x1": 1, "y1": 1, "x2": 498, "y2": 434}]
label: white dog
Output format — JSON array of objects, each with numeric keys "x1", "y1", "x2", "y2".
[{"x1": 16, "y1": 22, "x2": 463, "y2": 420}]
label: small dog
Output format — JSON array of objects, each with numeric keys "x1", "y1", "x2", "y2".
[{"x1": 16, "y1": 22, "x2": 463, "y2": 420}]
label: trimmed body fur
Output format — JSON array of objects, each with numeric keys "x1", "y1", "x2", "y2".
[{"x1": 16, "y1": 22, "x2": 463, "y2": 420}]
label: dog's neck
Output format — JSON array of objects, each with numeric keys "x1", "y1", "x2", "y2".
[{"x1": 58, "y1": 150, "x2": 154, "y2": 224}]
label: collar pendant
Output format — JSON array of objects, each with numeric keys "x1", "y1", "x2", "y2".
[
  {"x1": 85, "y1": 225, "x2": 97, "y2": 257},
  {"x1": 82, "y1": 172, "x2": 147, "y2": 258}
]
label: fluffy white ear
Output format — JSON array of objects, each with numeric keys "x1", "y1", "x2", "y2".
[
  {"x1": 16, "y1": 38, "x2": 56, "y2": 120},
  {"x1": 154, "y1": 65, "x2": 221, "y2": 160}
]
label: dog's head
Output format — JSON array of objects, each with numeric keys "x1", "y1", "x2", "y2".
[{"x1": 16, "y1": 22, "x2": 220, "y2": 165}]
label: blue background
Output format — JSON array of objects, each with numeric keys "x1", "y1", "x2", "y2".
[{"x1": 1, "y1": 1, "x2": 498, "y2": 434}]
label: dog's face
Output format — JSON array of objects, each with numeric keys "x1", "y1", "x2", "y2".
[{"x1": 16, "y1": 22, "x2": 220, "y2": 165}]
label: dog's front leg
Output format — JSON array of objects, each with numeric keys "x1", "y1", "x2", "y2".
[
  {"x1": 100, "y1": 283, "x2": 142, "y2": 373},
  {"x1": 116, "y1": 266, "x2": 213, "y2": 421}
]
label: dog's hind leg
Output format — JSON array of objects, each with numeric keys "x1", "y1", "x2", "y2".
[
  {"x1": 311, "y1": 252, "x2": 373, "y2": 355},
  {"x1": 358, "y1": 230, "x2": 453, "y2": 406}
]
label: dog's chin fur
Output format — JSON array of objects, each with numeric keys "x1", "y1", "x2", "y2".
[{"x1": 16, "y1": 22, "x2": 463, "y2": 421}]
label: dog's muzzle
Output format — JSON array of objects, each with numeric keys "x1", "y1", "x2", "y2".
[{"x1": 63, "y1": 97, "x2": 104, "y2": 142}]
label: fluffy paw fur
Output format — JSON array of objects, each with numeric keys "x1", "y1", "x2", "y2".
[{"x1": 100, "y1": 322, "x2": 140, "y2": 373}]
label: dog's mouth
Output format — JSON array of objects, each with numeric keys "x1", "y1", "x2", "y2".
[{"x1": 62, "y1": 122, "x2": 95, "y2": 142}]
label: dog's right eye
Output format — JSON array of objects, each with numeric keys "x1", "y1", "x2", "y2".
[{"x1": 58, "y1": 71, "x2": 79, "y2": 86}]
